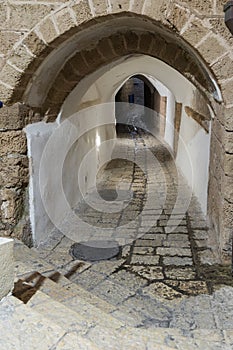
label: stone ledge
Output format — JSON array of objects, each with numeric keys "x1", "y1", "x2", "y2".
[{"x1": 0, "y1": 238, "x2": 14, "y2": 300}]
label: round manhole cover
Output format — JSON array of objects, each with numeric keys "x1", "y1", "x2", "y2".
[{"x1": 69, "y1": 240, "x2": 120, "y2": 261}]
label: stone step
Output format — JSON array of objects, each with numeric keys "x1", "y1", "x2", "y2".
[
  {"x1": 26, "y1": 290, "x2": 231, "y2": 350},
  {"x1": 13, "y1": 272, "x2": 125, "y2": 331},
  {"x1": 26, "y1": 290, "x2": 175, "y2": 350},
  {"x1": 0, "y1": 295, "x2": 99, "y2": 350}
]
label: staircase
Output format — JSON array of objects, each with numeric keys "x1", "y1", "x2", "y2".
[{"x1": 0, "y1": 240, "x2": 232, "y2": 349}]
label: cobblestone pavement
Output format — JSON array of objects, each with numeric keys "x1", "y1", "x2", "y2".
[{"x1": 35, "y1": 131, "x2": 233, "y2": 334}]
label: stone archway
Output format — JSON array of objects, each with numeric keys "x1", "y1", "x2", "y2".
[{"x1": 0, "y1": 5, "x2": 232, "y2": 260}]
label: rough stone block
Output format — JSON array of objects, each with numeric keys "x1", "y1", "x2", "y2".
[
  {"x1": 0, "y1": 238, "x2": 14, "y2": 300},
  {"x1": 224, "y1": 153, "x2": 233, "y2": 176},
  {"x1": 0, "y1": 130, "x2": 27, "y2": 156},
  {"x1": 38, "y1": 18, "x2": 58, "y2": 44},
  {"x1": 130, "y1": 0, "x2": 144, "y2": 13},
  {"x1": 224, "y1": 107, "x2": 233, "y2": 131},
  {"x1": 0, "y1": 31, "x2": 21, "y2": 54},
  {"x1": 182, "y1": 19, "x2": 209, "y2": 46},
  {"x1": 8, "y1": 45, "x2": 34, "y2": 72},
  {"x1": 0, "y1": 156, "x2": 29, "y2": 188},
  {"x1": 55, "y1": 9, "x2": 76, "y2": 35},
  {"x1": 6, "y1": 4, "x2": 54, "y2": 31},
  {"x1": 143, "y1": 0, "x2": 168, "y2": 22},
  {"x1": 110, "y1": 0, "x2": 130, "y2": 12},
  {"x1": 224, "y1": 175, "x2": 233, "y2": 204},
  {"x1": 71, "y1": 0, "x2": 92, "y2": 25},
  {"x1": 221, "y1": 79, "x2": 233, "y2": 105},
  {"x1": 223, "y1": 201, "x2": 233, "y2": 229},
  {"x1": 211, "y1": 54, "x2": 233, "y2": 81},
  {"x1": 0, "y1": 103, "x2": 31, "y2": 130},
  {"x1": 197, "y1": 35, "x2": 226, "y2": 65},
  {"x1": 92, "y1": 0, "x2": 108, "y2": 15},
  {"x1": 209, "y1": 17, "x2": 233, "y2": 45},
  {"x1": 224, "y1": 130, "x2": 233, "y2": 154},
  {"x1": 167, "y1": 4, "x2": 190, "y2": 32},
  {"x1": 184, "y1": 0, "x2": 213, "y2": 14},
  {"x1": 0, "y1": 188, "x2": 24, "y2": 224},
  {"x1": 23, "y1": 31, "x2": 48, "y2": 57}
]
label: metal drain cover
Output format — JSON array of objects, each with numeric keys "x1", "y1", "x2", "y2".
[{"x1": 70, "y1": 240, "x2": 120, "y2": 261}]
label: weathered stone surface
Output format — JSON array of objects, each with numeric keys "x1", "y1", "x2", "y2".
[
  {"x1": 167, "y1": 4, "x2": 190, "y2": 32},
  {"x1": 71, "y1": 0, "x2": 92, "y2": 25},
  {"x1": 55, "y1": 9, "x2": 76, "y2": 35},
  {"x1": 38, "y1": 18, "x2": 58, "y2": 44},
  {"x1": 182, "y1": 19, "x2": 209, "y2": 46},
  {"x1": 110, "y1": 0, "x2": 130, "y2": 12},
  {"x1": 0, "y1": 130, "x2": 27, "y2": 156},
  {"x1": 0, "y1": 238, "x2": 14, "y2": 300},
  {"x1": 198, "y1": 36, "x2": 226, "y2": 65},
  {"x1": 184, "y1": 0, "x2": 213, "y2": 14},
  {"x1": 0, "y1": 156, "x2": 28, "y2": 188},
  {"x1": 0, "y1": 104, "x2": 31, "y2": 130},
  {"x1": 165, "y1": 267, "x2": 196, "y2": 280},
  {"x1": 0, "y1": 188, "x2": 24, "y2": 224},
  {"x1": 211, "y1": 54, "x2": 233, "y2": 81},
  {"x1": 224, "y1": 153, "x2": 233, "y2": 176}
]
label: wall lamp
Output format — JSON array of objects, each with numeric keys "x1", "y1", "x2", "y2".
[{"x1": 224, "y1": 1, "x2": 233, "y2": 34}]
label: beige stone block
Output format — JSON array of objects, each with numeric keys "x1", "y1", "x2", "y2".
[
  {"x1": 182, "y1": 20, "x2": 209, "y2": 47},
  {"x1": 71, "y1": 0, "x2": 92, "y2": 25},
  {"x1": 224, "y1": 107, "x2": 233, "y2": 131},
  {"x1": 184, "y1": 0, "x2": 213, "y2": 14},
  {"x1": 0, "y1": 64, "x2": 21, "y2": 89},
  {"x1": 38, "y1": 18, "x2": 58, "y2": 44},
  {"x1": 92, "y1": 0, "x2": 108, "y2": 15},
  {"x1": 223, "y1": 200, "x2": 233, "y2": 227},
  {"x1": 0, "y1": 190, "x2": 23, "y2": 225},
  {"x1": 130, "y1": 0, "x2": 144, "y2": 13},
  {"x1": 224, "y1": 175, "x2": 233, "y2": 203},
  {"x1": 0, "y1": 155, "x2": 29, "y2": 188},
  {"x1": 110, "y1": 0, "x2": 130, "y2": 12},
  {"x1": 221, "y1": 79, "x2": 233, "y2": 105},
  {"x1": 198, "y1": 35, "x2": 227, "y2": 65},
  {"x1": 209, "y1": 18, "x2": 233, "y2": 45},
  {"x1": 0, "y1": 31, "x2": 21, "y2": 54},
  {"x1": 23, "y1": 31, "x2": 48, "y2": 56},
  {"x1": 143, "y1": 0, "x2": 168, "y2": 22},
  {"x1": 224, "y1": 153, "x2": 233, "y2": 176},
  {"x1": 224, "y1": 130, "x2": 233, "y2": 154},
  {"x1": 211, "y1": 55, "x2": 233, "y2": 81},
  {"x1": 0, "y1": 238, "x2": 14, "y2": 300},
  {"x1": 6, "y1": 4, "x2": 54, "y2": 31},
  {"x1": 0, "y1": 103, "x2": 30, "y2": 130},
  {"x1": 0, "y1": 130, "x2": 27, "y2": 156},
  {"x1": 0, "y1": 83, "x2": 14, "y2": 105},
  {"x1": 8, "y1": 45, "x2": 34, "y2": 72},
  {"x1": 55, "y1": 9, "x2": 76, "y2": 35},
  {"x1": 167, "y1": 4, "x2": 190, "y2": 32}
]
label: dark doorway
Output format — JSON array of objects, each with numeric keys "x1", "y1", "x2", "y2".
[{"x1": 115, "y1": 75, "x2": 161, "y2": 135}]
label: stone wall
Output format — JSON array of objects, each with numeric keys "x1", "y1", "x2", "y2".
[{"x1": 0, "y1": 0, "x2": 232, "y2": 259}]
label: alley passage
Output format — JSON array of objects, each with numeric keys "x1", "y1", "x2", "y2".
[{"x1": 33, "y1": 131, "x2": 233, "y2": 331}]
